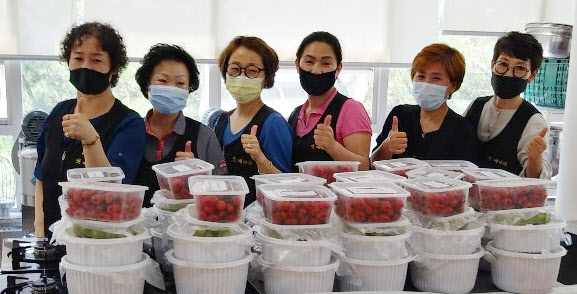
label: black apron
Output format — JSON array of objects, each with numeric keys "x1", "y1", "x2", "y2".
[
  {"x1": 133, "y1": 117, "x2": 201, "y2": 207},
  {"x1": 214, "y1": 105, "x2": 274, "y2": 206},
  {"x1": 288, "y1": 92, "x2": 348, "y2": 170},
  {"x1": 41, "y1": 99, "x2": 130, "y2": 236},
  {"x1": 465, "y1": 96, "x2": 540, "y2": 175}
]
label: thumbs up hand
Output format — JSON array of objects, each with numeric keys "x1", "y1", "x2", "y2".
[
  {"x1": 61, "y1": 97, "x2": 98, "y2": 143},
  {"x1": 385, "y1": 116, "x2": 408, "y2": 155},
  {"x1": 526, "y1": 127, "x2": 548, "y2": 160},
  {"x1": 313, "y1": 115, "x2": 337, "y2": 152},
  {"x1": 176, "y1": 141, "x2": 195, "y2": 161},
  {"x1": 241, "y1": 125, "x2": 265, "y2": 162}
]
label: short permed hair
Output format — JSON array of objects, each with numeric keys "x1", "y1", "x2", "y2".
[
  {"x1": 135, "y1": 44, "x2": 200, "y2": 98},
  {"x1": 218, "y1": 36, "x2": 279, "y2": 89},
  {"x1": 493, "y1": 31, "x2": 543, "y2": 72},
  {"x1": 60, "y1": 22, "x2": 128, "y2": 87},
  {"x1": 411, "y1": 43, "x2": 466, "y2": 94}
]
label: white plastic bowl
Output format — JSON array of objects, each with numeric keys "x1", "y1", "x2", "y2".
[
  {"x1": 411, "y1": 223, "x2": 485, "y2": 255},
  {"x1": 485, "y1": 241, "x2": 567, "y2": 294},
  {"x1": 258, "y1": 255, "x2": 339, "y2": 294},
  {"x1": 410, "y1": 248, "x2": 484, "y2": 294},
  {"x1": 58, "y1": 227, "x2": 150, "y2": 267},
  {"x1": 338, "y1": 255, "x2": 414, "y2": 291},
  {"x1": 256, "y1": 226, "x2": 332, "y2": 266},
  {"x1": 61, "y1": 253, "x2": 160, "y2": 294},
  {"x1": 167, "y1": 223, "x2": 253, "y2": 263},
  {"x1": 166, "y1": 250, "x2": 254, "y2": 294},
  {"x1": 341, "y1": 230, "x2": 410, "y2": 261}
]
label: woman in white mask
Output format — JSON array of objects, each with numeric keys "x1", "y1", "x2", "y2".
[
  {"x1": 214, "y1": 36, "x2": 293, "y2": 206},
  {"x1": 371, "y1": 43, "x2": 477, "y2": 162},
  {"x1": 133, "y1": 44, "x2": 225, "y2": 206}
]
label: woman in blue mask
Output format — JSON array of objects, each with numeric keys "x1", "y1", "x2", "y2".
[
  {"x1": 371, "y1": 43, "x2": 477, "y2": 162},
  {"x1": 214, "y1": 36, "x2": 293, "y2": 206},
  {"x1": 33, "y1": 22, "x2": 146, "y2": 237},
  {"x1": 133, "y1": 44, "x2": 225, "y2": 206}
]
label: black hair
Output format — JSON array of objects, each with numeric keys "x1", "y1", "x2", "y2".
[
  {"x1": 296, "y1": 31, "x2": 342, "y2": 64},
  {"x1": 60, "y1": 22, "x2": 128, "y2": 87},
  {"x1": 135, "y1": 44, "x2": 200, "y2": 98},
  {"x1": 493, "y1": 31, "x2": 543, "y2": 72}
]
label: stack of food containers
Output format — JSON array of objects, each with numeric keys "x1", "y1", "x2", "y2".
[
  {"x1": 165, "y1": 175, "x2": 255, "y2": 294},
  {"x1": 329, "y1": 181, "x2": 413, "y2": 292},
  {"x1": 296, "y1": 160, "x2": 360, "y2": 184},
  {"x1": 57, "y1": 181, "x2": 164, "y2": 294},
  {"x1": 461, "y1": 168, "x2": 520, "y2": 211},
  {"x1": 475, "y1": 178, "x2": 567, "y2": 293},
  {"x1": 256, "y1": 183, "x2": 340, "y2": 294},
  {"x1": 402, "y1": 176, "x2": 485, "y2": 294},
  {"x1": 372, "y1": 158, "x2": 428, "y2": 177}
]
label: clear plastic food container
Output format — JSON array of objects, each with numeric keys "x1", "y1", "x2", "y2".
[
  {"x1": 67, "y1": 167, "x2": 125, "y2": 183},
  {"x1": 252, "y1": 173, "x2": 327, "y2": 205},
  {"x1": 462, "y1": 168, "x2": 520, "y2": 210},
  {"x1": 296, "y1": 161, "x2": 360, "y2": 184},
  {"x1": 60, "y1": 182, "x2": 148, "y2": 222},
  {"x1": 333, "y1": 170, "x2": 405, "y2": 183},
  {"x1": 151, "y1": 190, "x2": 194, "y2": 212},
  {"x1": 475, "y1": 178, "x2": 550, "y2": 211},
  {"x1": 151, "y1": 159, "x2": 215, "y2": 199},
  {"x1": 329, "y1": 182, "x2": 409, "y2": 223},
  {"x1": 188, "y1": 176, "x2": 249, "y2": 223},
  {"x1": 372, "y1": 158, "x2": 428, "y2": 177},
  {"x1": 406, "y1": 167, "x2": 464, "y2": 181},
  {"x1": 424, "y1": 160, "x2": 478, "y2": 172},
  {"x1": 402, "y1": 176, "x2": 471, "y2": 217},
  {"x1": 259, "y1": 184, "x2": 337, "y2": 225}
]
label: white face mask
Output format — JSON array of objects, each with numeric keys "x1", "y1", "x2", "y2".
[
  {"x1": 412, "y1": 81, "x2": 448, "y2": 111},
  {"x1": 225, "y1": 75, "x2": 264, "y2": 104}
]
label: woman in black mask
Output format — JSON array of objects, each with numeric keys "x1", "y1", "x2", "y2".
[
  {"x1": 464, "y1": 31, "x2": 551, "y2": 179},
  {"x1": 33, "y1": 22, "x2": 146, "y2": 237},
  {"x1": 289, "y1": 32, "x2": 372, "y2": 170}
]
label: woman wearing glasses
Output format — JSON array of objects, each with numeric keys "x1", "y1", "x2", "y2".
[
  {"x1": 214, "y1": 36, "x2": 293, "y2": 205},
  {"x1": 288, "y1": 32, "x2": 372, "y2": 170},
  {"x1": 464, "y1": 32, "x2": 551, "y2": 178}
]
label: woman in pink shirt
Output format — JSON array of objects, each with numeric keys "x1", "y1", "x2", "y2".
[{"x1": 288, "y1": 31, "x2": 372, "y2": 170}]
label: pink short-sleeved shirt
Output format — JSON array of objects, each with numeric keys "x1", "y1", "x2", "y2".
[{"x1": 295, "y1": 89, "x2": 372, "y2": 144}]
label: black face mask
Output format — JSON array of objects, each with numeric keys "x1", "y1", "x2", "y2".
[
  {"x1": 69, "y1": 68, "x2": 111, "y2": 95},
  {"x1": 491, "y1": 73, "x2": 528, "y2": 99},
  {"x1": 299, "y1": 69, "x2": 337, "y2": 96}
]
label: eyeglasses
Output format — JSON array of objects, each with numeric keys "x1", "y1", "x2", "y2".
[
  {"x1": 226, "y1": 64, "x2": 264, "y2": 79},
  {"x1": 494, "y1": 61, "x2": 529, "y2": 78}
]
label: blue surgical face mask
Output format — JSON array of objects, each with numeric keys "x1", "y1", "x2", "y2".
[
  {"x1": 148, "y1": 85, "x2": 189, "y2": 115},
  {"x1": 412, "y1": 81, "x2": 448, "y2": 111}
]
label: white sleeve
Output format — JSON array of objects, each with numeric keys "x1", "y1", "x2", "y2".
[{"x1": 517, "y1": 113, "x2": 552, "y2": 179}]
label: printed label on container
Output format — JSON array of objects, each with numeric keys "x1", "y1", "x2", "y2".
[
  {"x1": 420, "y1": 181, "x2": 453, "y2": 189},
  {"x1": 422, "y1": 172, "x2": 446, "y2": 178},
  {"x1": 208, "y1": 181, "x2": 229, "y2": 192},
  {"x1": 476, "y1": 171, "x2": 504, "y2": 178},
  {"x1": 430, "y1": 163, "x2": 463, "y2": 167},
  {"x1": 275, "y1": 189, "x2": 319, "y2": 198},
  {"x1": 346, "y1": 187, "x2": 397, "y2": 195},
  {"x1": 385, "y1": 162, "x2": 412, "y2": 168},
  {"x1": 172, "y1": 164, "x2": 194, "y2": 173},
  {"x1": 270, "y1": 177, "x2": 308, "y2": 184},
  {"x1": 84, "y1": 171, "x2": 105, "y2": 178}
]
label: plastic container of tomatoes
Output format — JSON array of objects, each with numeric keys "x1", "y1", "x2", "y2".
[
  {"x1": 461, "y1": 168, "x2": 520, "y2": 210},
  {"x1": 424, "y1": 160, "x2": 478, "y2": 172},
  {"x1": 406, "y1": 167, "x2": 464, "y2": 181},
  {"x1": 60, "y1": 181, "x2": 148, "y2": 222},
  {"x1": 152, "y1": 159, "x2": 215, "y2": 200},
  {"x1": 252, "y1": 173, "x2": 327, "y2": 206},
  {"x1": 333, "y1": 170, "x2": 405, "y2": 183},
  {"x1": 372, "y1": 158, "x2": 428, "y2": 177},
  {"x1": 296, "y1": 161, "x2": 360, "y2": 184},
  {"x1": 402, "y1": 176, "x2": 472, "y2": 217},
  {"x1": 67, "y1": 167, "x2": 125, "y2": 183},
  {"x1": 329, "y1": 181, "x2": 409, "y2": 223},
  {"x1": 474, "y1": 178, "x2": 550, "y2": 211},
  {"x1": 188, "y1": 176, "x2": 249, "y2": 223},
  {"x1": 259, "y1": 184, "x2": 337, "y2": 225}
]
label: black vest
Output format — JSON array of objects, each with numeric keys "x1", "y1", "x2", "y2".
[
  {"x1": 41, "y1": 99, "x2": 131, "y2": 235},
  {"x1": 133, "y1": 117, "x2": 201, "y2": 207},
  {"x1": 465, "y1": 96, "x2": 540, "y2": 175},
  {"x1": 288, "y1": 92, "x2": 348, "y2": 169},
  {"x1": 214, "y1": 105, "x2": 274, "y2": 207}
]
